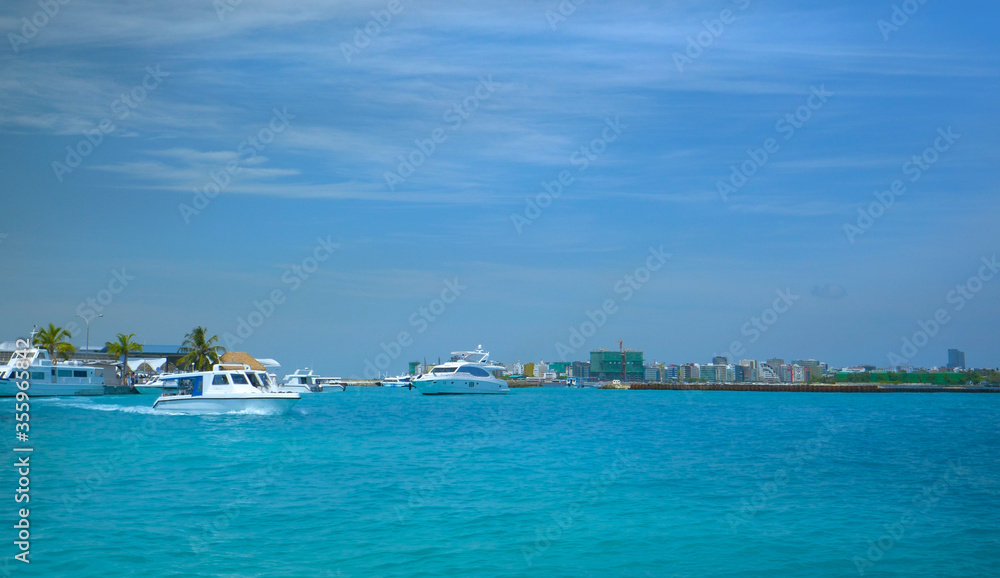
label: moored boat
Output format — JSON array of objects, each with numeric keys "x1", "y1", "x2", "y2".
[{"x1": 0, "y1": 336, "x2": 104, "y2": 397}]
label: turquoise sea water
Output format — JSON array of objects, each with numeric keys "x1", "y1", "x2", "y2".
[{"x1": 3, "y1": 388, "x2": 999, "y2": 577}]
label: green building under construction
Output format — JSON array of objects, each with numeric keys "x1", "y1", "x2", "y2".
[{"x1": 590, "y1": 349, "x2": 644, "y2": 381}]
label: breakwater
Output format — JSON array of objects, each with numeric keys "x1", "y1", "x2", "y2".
[{"x1": 507, "y1": 381, "x2": 1000, "y2": 393}]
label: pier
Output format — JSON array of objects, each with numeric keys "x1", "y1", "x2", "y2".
[{"x1": 507, "y1": 380, "x2": 1000, "y2": 393}]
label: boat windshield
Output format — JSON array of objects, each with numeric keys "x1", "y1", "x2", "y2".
[
  {"x1": 246, "y1": 372, "x2": 262, "y2": 388},
  {"x1": 457, "y1": 365, "x2": 491, "y2": 377},
  {"x1": 231, "y1": 373, "x2": 249, "y2": 384},
  {"x1": 431, "y1": 366, "x2": 458, "y2": 374}
]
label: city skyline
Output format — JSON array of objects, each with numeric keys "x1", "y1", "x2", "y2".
[{"x1": 2, "y1": 1, "x2": 999, "y2": 375}]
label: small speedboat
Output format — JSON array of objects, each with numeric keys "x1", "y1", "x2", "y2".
[{"x1": 152, "y1": 364, "x2": 299, "y2": 414}]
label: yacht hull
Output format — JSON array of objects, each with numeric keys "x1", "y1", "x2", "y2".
[
  {"x1": 152, "y1": 394, "x2": 300, "y2": 414},
  {"x1": 413, "y1": 378, "x2": 509, "y2": 395},
  {"x1": 0, "y1": 379, "x2": 104, "y2": 397}
]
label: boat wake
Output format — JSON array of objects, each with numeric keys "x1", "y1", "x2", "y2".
[{"x1": 46, "y1": 399, "x2": 175, "y2": 415}]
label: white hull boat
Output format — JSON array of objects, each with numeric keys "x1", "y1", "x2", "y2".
[
  {"x1": 0, "y1": 333, "x2": 105, "y2": 397},
  {"x1": 412, "y1": 346, "x2": 509, "y2": 396},
  {"x1": 153, "y1": 363, "x2": 299, "y2": 414},
  {"x1": 152, "y1": 393, "x2": 300, "y2": 414}
]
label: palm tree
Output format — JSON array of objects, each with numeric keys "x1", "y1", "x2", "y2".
[
  {"x1": 35, "y1": 323, "x2": 76, "y2": 364},
  {"x1": 178, "y1": 326, "x2": 225, "y2": 371},
  {"x1": 106, "y1": 333, "x2": 143, "y2": 386}
]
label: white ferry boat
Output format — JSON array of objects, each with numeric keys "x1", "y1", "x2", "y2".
[
  {"x1": 380, "y1": 375, "x2": 413, "y2": 388},
  {"x1": 412, "y1": 346, "x2": 509, "y2": 395},
  {"x1": 152, "y1": 363, "x2": 299, "y2": 413},
  {"x1": 0, "y1": 339, "x2": 104, "y2": 397},
  {"x1": 281, "y1": 368, "x2": 345, "y2": 393}
]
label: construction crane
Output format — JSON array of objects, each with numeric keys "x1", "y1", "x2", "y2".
[{"x1": 617, "y1": 340, "x2": 626, "y2": 383}]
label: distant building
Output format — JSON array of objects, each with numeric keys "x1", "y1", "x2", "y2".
[
  {"x1": 644, "y1": 365, "x2": 661, "y2": 382},
  {"x1": 948, "y1": 349, "x2": 966, "y2": 370},
  {"x1": 792, "y1": 359, "x2": 822, "y2": 382},
  {"x1": 590, "y1": 349, "x2": 644, "y2": 381},
  {"x1": 713, "y1": 356, "x2": 728, "y2": 365},
  {"x1": 734, "y1": 364, "x2": 746, "y2": 382},
  {"x1": 739, "y1": 359, "x2": 758, "y2": 381},
  {"x1": 779, "y1": 364, "x2": 793, "y2": 383},
  {"x1": 549, "y1": 361, "x2": 570, "y2": 375},
  {"x1": 792, "y1": 365, "x2": 808, "y2": 383},
  {"x1": 569, "y1": 361, "x2": 590, "y2": 379},
  {"x1": 766, "y1": 358, "x2": 785, "y2": 376},
  {"x1": 680, "y1": 363, "x2": 700, "y2": 380},
  {"x1": 523, "y1": 362, "x2": 535, "y2": 378},
  {"x1": 665, "y1": 364, "x2": 679, "y2": 381}
]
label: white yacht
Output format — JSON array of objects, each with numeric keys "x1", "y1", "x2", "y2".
[
  {"x1": 380, "y1": 375, "x2": 413, "y2": 388},
  {"x1": 281, "y1": 368, "x2": 345, "y2": 393},
  {"x1": 412, "y1": 346, "x2": 509, "y2": 395},
  {"x1": 0, "y1": 338, "x2": 105, "y2": 397},
  {"x1": 152, "y1": 363, "x2": 299, "y2": 414}
]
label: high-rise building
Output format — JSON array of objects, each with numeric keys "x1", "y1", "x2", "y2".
[
  {"x1": 523, "y1": 362, "x2": 535, "y2": 378},
  {"x1": 734, "y1": 365, "x2": 746, "y2": 382},
  {"x1": 590, "y1": 349, "x2": 644, "y2": 381},
  {"x1": 665, "y1": 364, "x2": 679, "y2": 381},
  {"x1": 766, "y1": 358, "x2": 785, "y2": 375},
  {"x1": 739, "y1": 359, "x2": 758, "y2": 381},
  {"x1": 947, "y1": 349, "x2": 966, "y2": 370},
  {"x1": 713, "y1": 355, "x2": 728, "y2": 365},
  {"x1": 644, "y1": 365, "x2": 662, "y2": 382},
  {"x1": 792, "y1": 359, "x2": 823, "y2": 382},
  {"x1": 570, "y1": 361, "x2": 590, "y2": 380}
]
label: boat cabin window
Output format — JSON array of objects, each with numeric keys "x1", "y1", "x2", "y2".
[
  {"x1": 458, "y1": 365, "x2": 491, "y2": 377},
  {"x1": 246, "y1": 373, "x2": 262, "y2": 388},
  {"x1": 73, "y1": 370, "x2": 88, "y2": 378},
  {"x1": 58, "y1": 369, "x2": 72, "y2": 377},
  {"x1": 31, "y1": 372, "x2": 44, "y2": 380},
  {"x1": 231, "y1": 373, "x2": 249, "y2": 384},
  {"x1": 212, "y1": 374, "x2": 230, "y2": 385},
  {"x1": 431, "y1": 366, "x2": 458, "y2": 374}
]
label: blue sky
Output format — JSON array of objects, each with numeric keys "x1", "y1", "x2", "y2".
[{"x1": 1, "y1": 0, "x2": 998, "y2": 374}]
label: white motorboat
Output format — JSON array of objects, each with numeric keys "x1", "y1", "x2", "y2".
[
  {"x1": 412, "y1": 346, "x2": 509, "y2": 395},
  {"x1": 281, "y1": 368, "x2": 345, "y2": 393},
  {"x1": 0, "y1": 336, "x2": 104, "y2": 397},
  {"x1": 380, "y1": 375, "x2": 413, "y2": 388},
  {"x1": 152, "y1": 363, "x2": 299, "y2": 414},
  {"x1": 136, "y1": 375, "x2": 168, "y2": 395}
]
